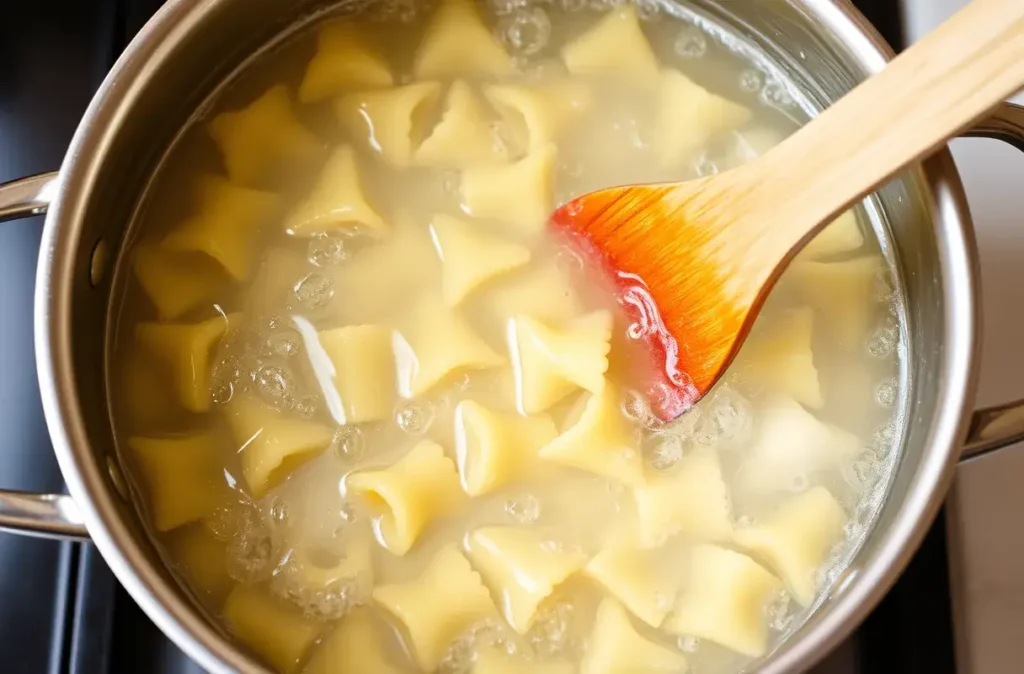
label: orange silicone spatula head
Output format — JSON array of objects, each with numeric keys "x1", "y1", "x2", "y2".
[{"x1": 552, "y1": 0, "x2": 1024, "y2": 422}]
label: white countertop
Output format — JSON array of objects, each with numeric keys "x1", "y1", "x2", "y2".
[{"x1": 902, "y1": 1, "x2": 1024, "y2": 672}]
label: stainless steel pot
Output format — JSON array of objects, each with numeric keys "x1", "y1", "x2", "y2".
[{"x1": 0, "y1": 0, "x2": 1022, "y2": 671}]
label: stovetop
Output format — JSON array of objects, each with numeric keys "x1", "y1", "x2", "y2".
[{"x1": 0, "y1": 1, "x2": 953, "y2": 672}]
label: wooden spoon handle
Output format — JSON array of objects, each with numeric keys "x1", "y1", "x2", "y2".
[{"x1": 729, "y1": 0, "x2": 1024, "y2": 259}]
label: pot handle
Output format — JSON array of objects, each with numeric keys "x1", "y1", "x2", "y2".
[
  {"x1": 0, "y1": 171, "x2": 89, "y2": 540},
  {"x1": 959, "y1": 101, "x2": 1024, "y2": 461}
]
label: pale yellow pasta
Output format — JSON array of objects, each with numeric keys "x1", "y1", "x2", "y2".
[
  {"x1": 461, "y1": 143, "x2": 556, "y2": 233},
  {"x1": 373, "y1": 545, "x2": 497, "y2": 670},
  {"x1": 208, "y1": 85, "x2": 320, "y2": 186},
  {"x1": 560, "y1": 6, "x2": 659, "y2": 81},
  {"x1": 167, "y1": 524, "x2": 233, "y2": 608},
  {"x1": 288, "y1": 535, "x2": 374, "y2": 591},
  {"x1": 337, "y1": 82, "x2": 442, "y2": 167},
  {"x1": 654, "y1": 69, "x2": 752, "y2": 167},
  {"x1": 801, "y1": 209, "x2": 865, "y2": 259},
  {"x1": 483, "y1": 81, "x2": 592, "y2": 156},
  {"x1": 475, "y1": 646, "x2": 574, "y2": 674},
  {"x1": 132, "y1": 245, "x2": 225, "y2": 321},
  {"x1": 119, "y1": 346, "x2": 180, "y2": 431},
  {"x1": 466, "y1": 526, "x2": 587, "y2": 634},
  {"x1": 454, "y1": 399, "x2": 557, "y2": 496},
  {"x1": 734, "y1": 486, "x2": 848, "y2": 606},
  {"x1": 304, "y1": 608, "x2": 402, "y2": 674},
  {"x1": 394, "y1": 296, "x2": 504, "y2": 398},
  {"x1": 284, "y1": 145, "x2": 387, "y2": 236},
  {"x1": 299, "y1": 20, "x2": 393, "y2": 103},
  {"x1": 581, "y1": 598, "x2": 688, "y2": 674},
  {"x1": 585, "y1": 538, "x2": 682, "y2": 627},
  {"x1": 222, "y1": 584, "x2": 324, "y2": 673},
  {"x1": 224, "y1": 394, "x2": 336, "y2": 499},
  {"x1": 127, "y1": 434, "x2": 224, "y2": 532},
  {"x1": 346, "y1": 440, "x2": 463, "y2": 555},
  {"x1": 429, "y1": 213, "x2": 531, "y2": 307},
  {"x1": 666, "y1": 545, "x2": 782, "y2": 658},
  {"x1": 416, "y1": 81, "x2": 509, "y2": 168},
  {"x1": 736, "y1": 307, "x2": 822, "y2": 409},
  {"x1": 318, "y1": 324, "x2": 396, "y2": 424},
  {"x1": 736, "y1": 396, "x2": 860, "y2": 496},
  {"x1": 135, "y1": 313, "x2": 234, "y2": 413},
  {"x1": 479, "y1": 264, "x2": 583, "y2": 332},
  {"x1": 162, "y1": 177, "x2": 280, "y2": 281},
  {"x1": 414, "y1": 0, "x2": 515, "y2": 78},
  {"x1": 792, "y1": 256, "x2": 883, "y2": 348},
  {"x1": 539, "y1": 380, "x2": 644, "y2": 487},
  {"x1": 634, "y1": 446, "x2": 732, "y2": 546},
  {"x1": 510, "y1": 310, "x2": 612, "y2": 414}
]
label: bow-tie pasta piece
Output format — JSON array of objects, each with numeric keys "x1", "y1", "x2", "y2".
[
  {"x1": 337, "y1": 82, "x2": 442, "y2": 167},
  {"x1": 560, "y1": 6, "x2": 660, "y2": 82},
  {"x1": 304, "y1": 608, "x2": 403, "y2": 674},
  {"x1": 132, "y1": 245, "x2": 227, "y2": 321},
  {"x1": 135, "y1": 313, "x2": 234, "y2": 413},
  {"x1": 461, "y1": 143, "x2": 557, "y2": 234},
  {"x1": 478, "y1": 264, "x2": 584, "y2": 336},
  {"x1": 346, "y1": 440, "x2": 463, "y2": 555},
  {"x1": 224, "y1": 394, "x2": 336, "y2": 499},
  {"x1": 167, "y1": 525, "x2": 233, "y2": 609},
  {"x1": 299, "y1": 21, "x2": 393, "y2": 104},
  {"x1": 118, "y1": 345, "x2": 185, "y2": 432},
  {"x1": 792, "y1": 256, "x2": 884, "y2": 349},
  {"x1": 539, "y1": 380, "x2": 644, "y2": 488},
  {"x1": 735, "y1": 396, "x2": 860, "y2": 496},
  {"x1": 318, "y1": 324, "x2": 397, "y2": 424},
  {"x1": 734, "y1": 486, "x2": 848, "y2": 607},
  {"x1": 581, "y1": 598, "x2": 688, "y2": 674},
  {"x1": 665, "y1": 545, "x2": 782, "y2": 658},
  {"x1": 482, "y1": 81, "x2": 593, "y2": 157},
  {"x1": 414, "y1": 0, "x2": 515, "y2": 78},
  {"x1": 208, "y1": 85, "x2": 320, "y2": 186},
  {"x1": 584, "y1": 536, "x2": 684, "y2": 628},
  {"x1": 221, "y1": 584, "x2": 324, "y2": 673},
  {"x1": 162, "y1": 176, "x2": 280, "y2": 281},
  {"x1": 454, "y1": 400, "x2": 557, "y2": 496},
  {"x1": 736, "y1": 307, "x2": 822, "y2": 409},
  {"x1": 474, "y1": 646, "x2": 574, "y2": 674},
  {"x1": 430, "y1": 213, "x2": 531, "y2": 307},
  {"x1": 800, "y1": 209, "x2": 865, "y2": 259},
  {"x1": 373, "y1": 545, "x2": 497, "y2": 670},
  {"x1": 634, "y1": 446, "x2": 733, "y2": 546},
  {"x1": 510, "y1": 310, "x2": 612, "y2": 414},
  {"x1": 394, "y1": 297, "x2": 504, "y2": 398},
  {"x1": 466, "y1": 526, "x2": 587, "y2": 634},
  {"x1": 127, "y1": 433, "x2": 225, "y2": 532},
  {"x1": 285, "y1": 145, "x2": 387, "y2": 237},
  {"x1": 653, "y1": 69, "x2": 752, "y2": 168},
  {"x1": 416, "y1": 81, "x2": 510, "y2": 168}
]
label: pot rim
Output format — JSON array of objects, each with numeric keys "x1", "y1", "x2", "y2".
[{"x1": 32, "y1": 1, "x2": 981, "y2": 673}]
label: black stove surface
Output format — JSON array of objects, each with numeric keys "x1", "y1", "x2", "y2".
[{"x1": 0, "y1": 2, "x2": 953, "y2": 672}]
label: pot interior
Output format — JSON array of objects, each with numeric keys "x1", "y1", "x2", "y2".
[{"x1": 51, "y1": 0, "x2": 966, "y2": 672}]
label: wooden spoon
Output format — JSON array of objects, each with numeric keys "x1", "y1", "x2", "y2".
[{"x1": 551, "y1": 0, "x2": 1024, "y2": 421}]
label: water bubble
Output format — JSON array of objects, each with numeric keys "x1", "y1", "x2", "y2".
[
  {"x1": 874, "y1": 267, "x2": 896, "y2": 302},
  {"x1": 255, "y1": 364, "x2": 293, "y2": 406},
  {"x1": 265, "y1": 330, "x2": 301, "y2": 358},
  {"x1": 844, "y1": 450, "x2": 881, "y2": 489},
  {"x1": 866, "y1": 325, "x2": 898, "y2": 358},
  {"x1": 206, "y1": 500, "x2": 259, "y2": 541},
  {"x1": 335, "y1": 426, "x2": 364, "y2": 461},
  {"x1": 396, "y1": 402, "x2": 435, "y2": 434},
  {"x1": 739, "y1": 69, "x2": 766, "y2": 93},
  {"x1": 338, "y1": 501, "x2": 359, "y2": 525},
  {"x1": 499, "y1": 7, "x2": 552, "y2": 56},
  {"x1": 269, "y1": 498, "x2": 290, "y2": 527},
  {"x1": 693, "y1": 387, "x2": 751, "y2": 446},
  {"x1": 307, "y1": 234, "x2": 347, "y2": 267},
  {"x1": 528, "y1": 602, "x2": 576, "y2": 657},
  {"x1": 875, "y1": 376, "x2": 899, "y2": 407},
  {"x1": 674, "y1": 27, "x2": 707, "y2": 58},
  {"x1": 872, "y1": 421, "x2": 897, "y2": 453},
  {"x1": 293, "y1": 272, "x2": 335, "y2": 309},
  {"x1": 506, "y1": 493, "x2": 541, "y2": 524},
  {"x1": 560, "y1": 0, "x2": 588, "y2": 10},
  {"x1": 761, "y1": 81, "x2": 795, "y2": 109},
  {"x1": 622, "y1": 389, "x2": 654, "y2": 425},
  {"x1": 647, "y1": 433, "x2": 684, "y2": 471},
  {"x1": 694, "y1": 154, "x2": 719, "y2": 177},
  {"x1": 635, "y1": 0, "x2": 659, "y2": 20},
  {"x1": 227, "y1": 525, "x2": 275, "y2": 583},
  {"x1": 490, "y1": 0, "x2": 528, "y2": 15},
  {"x1": 677, "y1": 635, "x2": 700, "y2": 653},
  {"x1": 768, "y1": 591, "x2": 795, "y2": 632},
  {"x1": 210, "y1": 370, "x2": 236, "y2": 404},
  {"x1": 294, "y1": 395, "x2": 318, "y2": 419},
  {"x1": 789, "y1": 472, "x2": 810, "y2": 493}
]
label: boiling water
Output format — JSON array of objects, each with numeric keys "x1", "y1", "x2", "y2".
[{"x1": 108, "y1": 1, "x2": 906, "y2": 672}]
